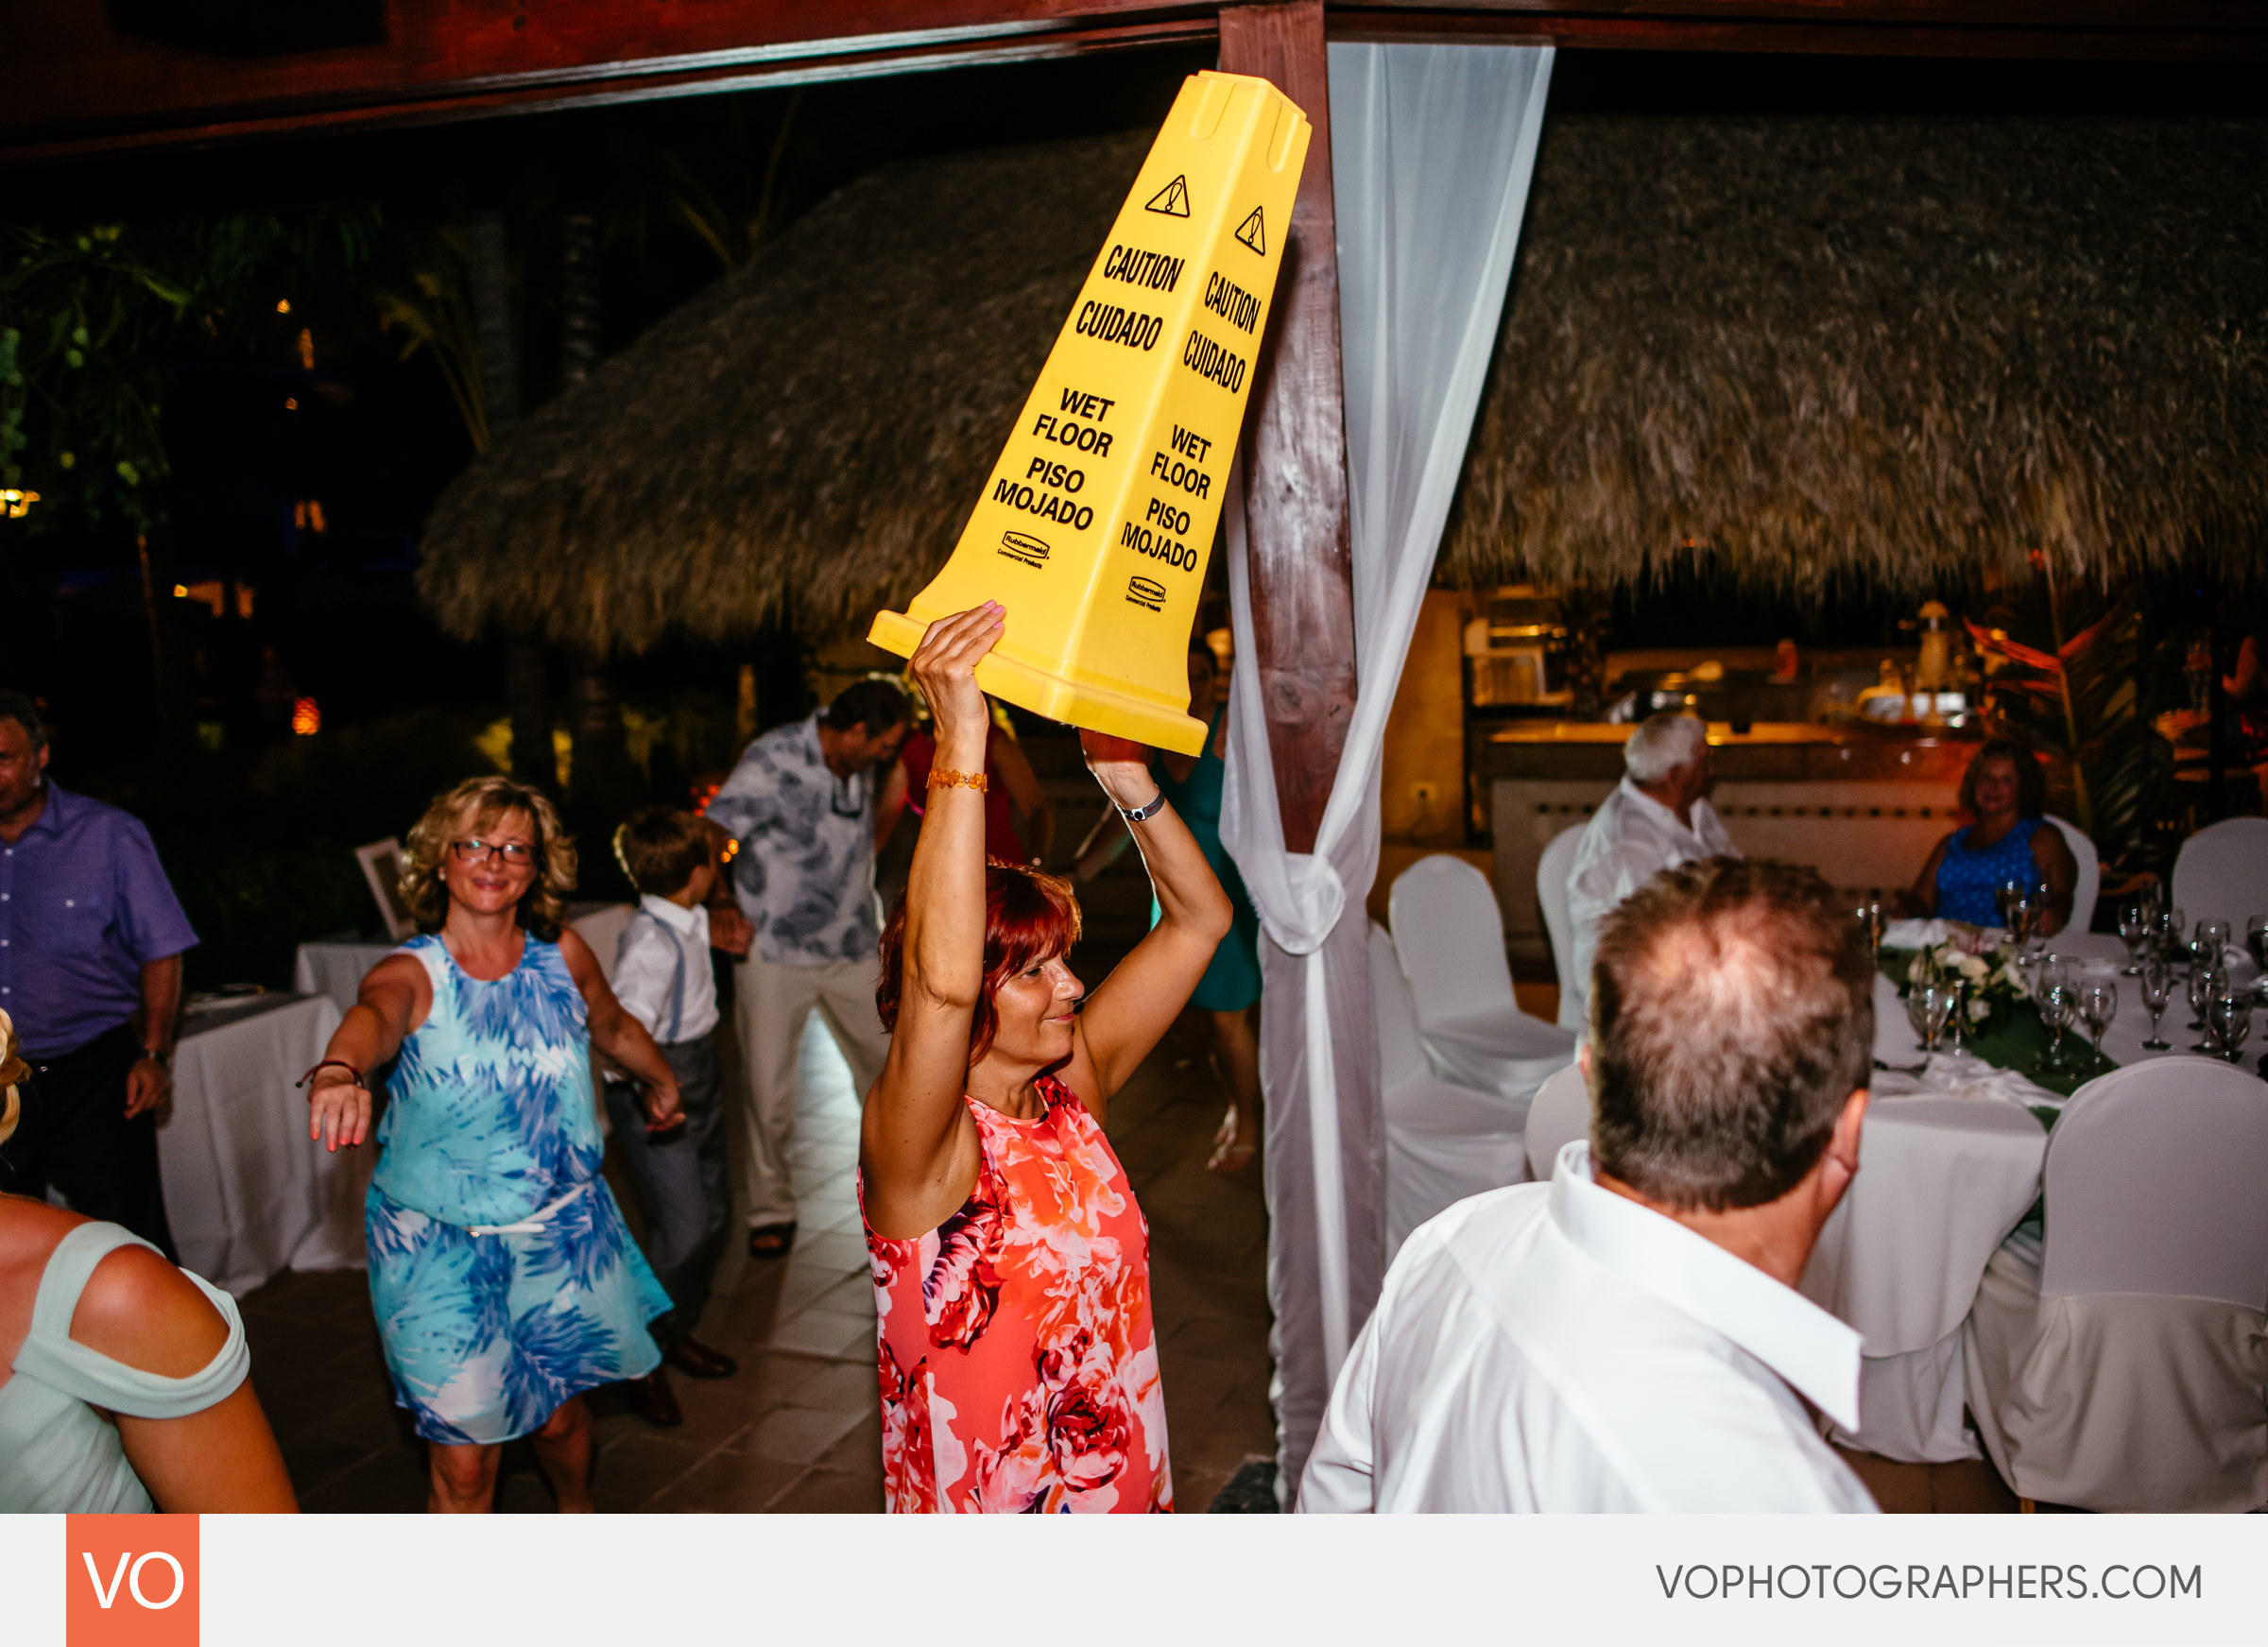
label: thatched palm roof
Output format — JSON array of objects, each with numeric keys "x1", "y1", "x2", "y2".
[
  {"x1": 420, "y1": 116, "x2": 2267, "y2": 655},
  {"x1": 1447, "y1": 115, "x2": 2268, "y2": 593},
  {"x1": 419, "y1": 133, "x2": 1145, "y2": 656}
]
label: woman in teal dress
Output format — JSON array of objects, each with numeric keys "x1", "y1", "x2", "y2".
[
  {"x1": 1077, "y1": 640, "x2": 1263, "y2": 1170},
  {"x1": 0, "y1": 1007, "x2": 297, "y2": 1513},
  {"x1": 304, "y1": 777, "x2": 683, "y2": 1513}
]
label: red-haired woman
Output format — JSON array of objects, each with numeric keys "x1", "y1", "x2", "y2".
[{"x1": 862, "y1": 604, "x2": 1233, "y2": 1513}]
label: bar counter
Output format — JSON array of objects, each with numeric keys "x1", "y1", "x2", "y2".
[{"x1": 1483, "y1": 719, "x2": 1981, "y2": 969}]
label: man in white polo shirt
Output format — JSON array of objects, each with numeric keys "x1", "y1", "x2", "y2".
[
  {"x1": 1561, "y1": 711, "x2": 1738, "y2": 1029},
  {"x1": 1300, "y1": 857, "x2": 1876, "y2": 1513}
]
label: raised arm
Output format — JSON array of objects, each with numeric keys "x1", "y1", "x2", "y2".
[
  {"x1": 861, "y1": 606, "x2": 1005, "y2": 1228},
  {"x1": 990, "y1": 732, "x2": 1055, "y2": 866},
  {"x1": 304, "y1": 952, "x2": 427, "y2": 1153},
  {"x1": 1069, "y1": 730, "x2": 1232, "y2": 1100},
  {"x1": 1071, "y1": 803, "x2": 1132, "y2": 883},
  {"x1": 560, "y1": 926, "x2": 681, "y2": 1132}
]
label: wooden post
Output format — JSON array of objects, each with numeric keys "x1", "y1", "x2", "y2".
[
  {"x1": 1219, "y1": 0, "x2": 1355, "y2": 852},
  {"x1": 1219, "y1": 0, "x2": 1382, "y2": 1502}
]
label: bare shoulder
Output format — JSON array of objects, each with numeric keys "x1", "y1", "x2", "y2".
[
  {"x1": 70, "y1": 1243, "x2": 230, "y2": 1380},
  {"x1": 555, "y1": 923, "x2": 599, "y2": 973},
  {"x1": 360, "y1": 950, "x2": 428, "y2": 997},
  {"x1": 2032, "y1": 821, "x2": 2077, "y2": 866}
]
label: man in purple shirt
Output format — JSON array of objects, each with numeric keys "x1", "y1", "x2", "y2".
[{"x1": 0, "y1": 690, "x2": 198, "y2": 1257}]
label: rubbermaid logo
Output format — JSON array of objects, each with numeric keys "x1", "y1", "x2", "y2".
[
  {"x1": 1000, "y1": 530, "x2": 1049, "y2": 568},
  {"x1": 1126, "y1": 575, "x2": 1167, "y2": 611}
]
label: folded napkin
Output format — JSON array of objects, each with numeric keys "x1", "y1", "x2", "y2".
[
  {"x1": 1872, "y1": 1052, "x2": 2064, "y2": 1110},
  {"x1": 1882, "y1": 918, "x2": 1960, "y2": 950}
]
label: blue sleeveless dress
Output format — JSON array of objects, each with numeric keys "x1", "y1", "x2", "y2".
[
  {"x1": 1933, "y1": 816, "x2": 2045, "y2": 925},
  {"x1": 365, "y1": 933, "x2": 667, "y2": 1445}
]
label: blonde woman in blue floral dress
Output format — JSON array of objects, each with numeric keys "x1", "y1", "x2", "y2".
[{"x1": 303, "y1": 777, "x2": 682, "y2": 1513}]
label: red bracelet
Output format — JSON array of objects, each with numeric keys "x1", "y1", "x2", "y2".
[{"x1": 297, "y1": 1059, "x2": 363, "y2": 1091}]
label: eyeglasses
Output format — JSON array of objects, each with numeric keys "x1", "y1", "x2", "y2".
[{"x1": 450, "y1": 838, "x2": 536, "y2": 866}]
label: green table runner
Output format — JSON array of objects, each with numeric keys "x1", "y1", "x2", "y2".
[{"x1": 1878, "y1": 948, "x2": 2116, "y2": 1101}]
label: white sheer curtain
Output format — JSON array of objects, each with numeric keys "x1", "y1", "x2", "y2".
[{"x1": 1221, "y1": 40, "x2": 1554, "y2": 1497}]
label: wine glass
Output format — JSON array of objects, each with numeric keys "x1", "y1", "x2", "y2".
[
  {"x1": 1942, "y1": 980, "x2": 1969, "y2": 1056},
  {"x1": 2156, "y1": 905, "x2": 2187, "y2": 968},
  {"x1": 1855, "y1": 900, "x2": 1887, "y2": 962},
  {"x1": 2195, "y1": 918, "x2": 2233, "y2": 974},
  {"x1": 1908, "y1": 980, "x2": 1952, "y2": 1055},
  {"x1": 2116, "y1": 901, "x2": 2150, "y2": 975},
  {"x1": 2208, "y1": 992, "x2": 2252, "y2": 1066},
  {"x1": 2188, "y1": 962, "x2": 2229, "y2": 1053},
  {"x1": 2033, "y1": 974, "x2": 2076, "y2": 1074},
  {"x1": 2139, "y1": 958, "x2": 2174, "y2": 1051},
  {"x1": 2078, "y1": 979, "x2": 2118, "y2": 1057},
  {"x1": 2247, "y1": 914, "x2": 2268, "y2": 974}
]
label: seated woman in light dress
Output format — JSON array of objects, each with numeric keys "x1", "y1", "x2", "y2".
[
  {"x1": 1899, "y1": 739, "x2": 2077, "y2": 936},
  {"x1": 304, "y1": 777, "x2": 684, "y2": 1513},
  {"x1": 861, "y1": 604, "x2": 1232, "y2": 1513},
  {"x1": 0, "y1": 1008, "x2": 297, "y2": 1513}
]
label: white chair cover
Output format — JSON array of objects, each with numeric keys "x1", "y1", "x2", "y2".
[
  {"x1": 2171, "y1": 816, "x2": 2268, "y2": 934},
  {"x1": 1368, "y1": 923, "x2": 1530, "y2": 1263},
  {"x1": 2042, "y1": 815, "x2": 2099, "y2": 935},
  {"x1": 1797, "y1": 1094, "x2": 2048, "y2": 1462},
  {"x1": 1536, "y1": 824, "x2": 1585, "y2": 1029},
  {"x1": 1963, "y1": 1055, "x2": 2268, "y2": 1509},
  {"x1": 1387, "y1": 854, "x2": 1575, "y2": 1095},
  {"x1": 1522, "y1": 1059, "x2": 1589, "y2": 1184}
]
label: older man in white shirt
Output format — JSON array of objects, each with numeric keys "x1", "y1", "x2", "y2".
[
  {"x1": 1300, "y1": 857, "x2": 1877, "y2": 1512},
  {"x1": 1561, "y1": 712, "x2": 1739, "y2": 1029}
]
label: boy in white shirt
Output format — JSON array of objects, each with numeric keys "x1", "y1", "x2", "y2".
[{"x1": 607, "y1": 807, "x2": 739, "y2": 1427}]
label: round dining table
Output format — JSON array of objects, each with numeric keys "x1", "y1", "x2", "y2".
[{"x1": 1800, "y1": 928, "x2": 2259, "y2": 1463}]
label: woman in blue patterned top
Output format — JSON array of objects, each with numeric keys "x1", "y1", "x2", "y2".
[
  {"x1": 303, "y1": 778, "x2": 682, "y2": 1513},
  {"x1": 1899, "y1": 740, "x2": 2078, "y2": 935}
]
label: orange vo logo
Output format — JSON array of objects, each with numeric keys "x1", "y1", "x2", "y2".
[{"x1": 65, "y1": 1516, "x2": 198, "y2": 1646}]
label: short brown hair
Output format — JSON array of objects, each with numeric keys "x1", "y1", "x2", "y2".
[
  {"x1": 401, "y1": 777, "x2": 576, "y2": 941},
  {"x1": 1588, "y1": 857, "x2": 1873, "y2": 1211},
  {"x1": 1957, "y1": 738, "x2": 2047, "y2": 819},
  {"x1": 875, "y1": 863, "x2": 1082, "y2": 1065},
  {"x1": 614, "y1": 807, "x2": 712, "y2": 898}
]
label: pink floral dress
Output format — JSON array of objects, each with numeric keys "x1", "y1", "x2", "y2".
[{"x1": 862, "y1": 1074, "x2": 1173, "y2": 1513}]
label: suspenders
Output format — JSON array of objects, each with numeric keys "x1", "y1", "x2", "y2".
[{"x1": 630, "y1": 909, "x2": 692, "y2": 1045}]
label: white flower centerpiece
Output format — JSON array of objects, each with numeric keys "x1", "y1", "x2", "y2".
[{"x1": 1909, "y1": 935, "x2": 2032, "y2": 1027}]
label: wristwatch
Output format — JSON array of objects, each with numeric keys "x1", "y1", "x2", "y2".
[
  {"x1": 1119, "y1": 788, "x2": 1168, "y2": 823},
  {"x1": 141, "y1": 1046, "x2": 172, "y2": 1073}
]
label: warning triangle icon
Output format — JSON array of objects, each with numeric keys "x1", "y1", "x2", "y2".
[
  {"x1": 1144, "y1": 174, "x2": 1192, "y2": 218},
  {"x1": 1234, "y1": 206, "x2": 1266, "y2": 255}
]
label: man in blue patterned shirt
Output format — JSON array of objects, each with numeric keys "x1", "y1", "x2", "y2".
[{"x1": 705, "y1": 679, "x2": 908, "y2": 1258}]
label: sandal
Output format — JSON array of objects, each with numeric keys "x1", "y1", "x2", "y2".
[{"x1": 747, "y1": 1221, "x2": 798, "y2": 1260}]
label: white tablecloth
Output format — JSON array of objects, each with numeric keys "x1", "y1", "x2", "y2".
[
  {"x1": 1821, "y1": 933, "x2": 2246, "y2": 1464},
  {"x1": 293, "y1": 902, "x2": 636, "y2": 1013},
  {"x1": 158, "y1": 993, "x2": 374, "y2": 1297}
]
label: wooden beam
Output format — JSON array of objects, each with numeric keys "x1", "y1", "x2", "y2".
[
  {"x1": 1332, "y1": 7, "x2": 2268, "y2": 59},
  {"x1": 1219, "y1": 0, "x2": 1356, "y2": 854},
  {"x1": 0, "y1": 1, "x2": 1219, "y2": 165},
  {"x1": 9, "y1": 1, "x2": 2254, "y2": 166}
]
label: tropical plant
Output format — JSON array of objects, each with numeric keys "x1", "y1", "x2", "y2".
[
  {"x1": 0, "y1": 209, "x2": 381, "y2": 534},
  {"x1": 1967, "y1": 556, "x2": 2179, "y2": 867}
]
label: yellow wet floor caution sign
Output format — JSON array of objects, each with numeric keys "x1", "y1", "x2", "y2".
[{"x1": 868, "y1": 71, "x2": 1309, "y2": 753}]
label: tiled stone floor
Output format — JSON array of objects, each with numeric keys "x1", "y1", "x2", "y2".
[{"x1": 240, "y1": 947, "x2": 1276, "y2": 1513}]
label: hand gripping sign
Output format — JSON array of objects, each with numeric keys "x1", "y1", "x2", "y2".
[{"x1": 868, "y1": 71, "x2": 1309, "y2": 754}]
